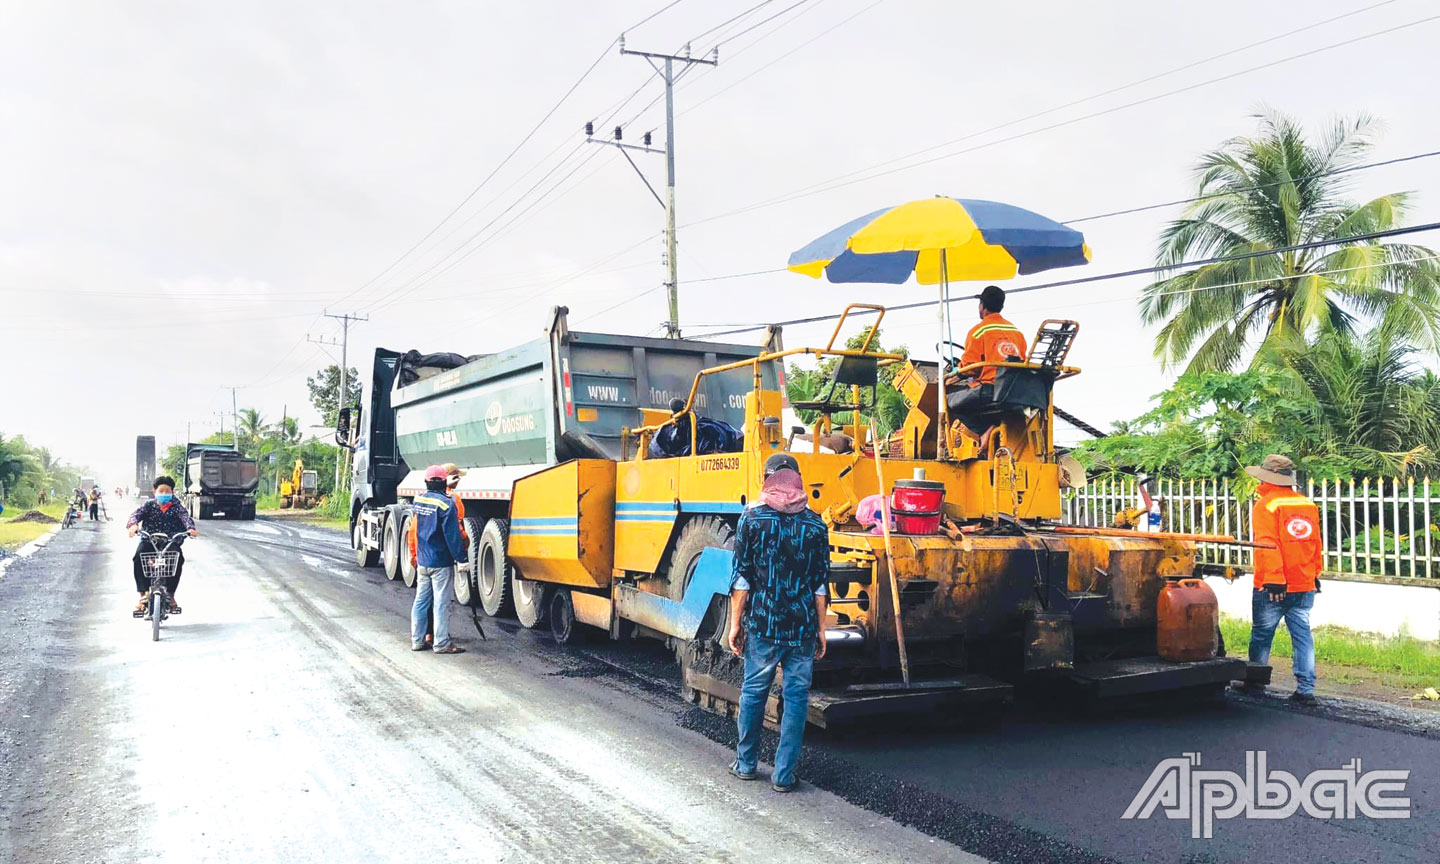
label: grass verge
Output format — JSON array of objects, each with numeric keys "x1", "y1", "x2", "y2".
[
  {"x1": 1221, "y1": 614, "x2": 1440, "y2": 700},
  {"x1": 0, "y1": 502, "x2": 68, "y2": 551}
]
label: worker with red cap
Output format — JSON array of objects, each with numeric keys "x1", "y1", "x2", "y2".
[{"x1": 409, "y1": 465, "x2": 469, "y2": 654}]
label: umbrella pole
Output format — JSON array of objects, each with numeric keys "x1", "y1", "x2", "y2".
[
  {"x1": 869, "y1": 414, "x2": 911, "y2": 687},
  {"x1": 937, "y1": 249, "x2": 949, "y2": 460}
]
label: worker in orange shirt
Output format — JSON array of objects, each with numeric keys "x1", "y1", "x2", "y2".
[
  {"x1": 946, "y1": 285, "x2": 1028, "y2": 439},
  {"x1": 411, "y1": 463, "x2": 470, "y2": 646},
  {"x1": 1245, "y1": 454, "x2": 1323, "y2": 705}
]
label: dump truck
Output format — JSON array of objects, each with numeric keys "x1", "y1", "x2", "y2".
[
  {"x1": 183, "y1": 444, "x2": 258, "y2": 520},
  {"x1": 343, "y1": 303, "x2": 1267, "y2": 726},
  {"x1": 135, "y1": 436, "x2": 156, "y2": 496},
  {"x1": 279, "y1": 459, "x2": 319, "y2": 509},
  {"x1": 341, "y1": 306, "x2": 781, "y2": 608}
]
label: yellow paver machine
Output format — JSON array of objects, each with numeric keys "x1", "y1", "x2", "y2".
[{"x1": 504, "y1": 304, "x2": 1267, "y2": 727}]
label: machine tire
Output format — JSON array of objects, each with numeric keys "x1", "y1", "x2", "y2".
[
  {"x1": 667, "y1": 516, "x2": 735, "y2": 660},
  {"x1": 382, "y1": 512, "x2": 402, "y2": 581},
  {"x1": 549, "y1": 588, "x2": 581, "y2": 644},
  {"x1": 400, "y1": 513, "x2": 418, "y2": 588},
  {"x1": 353, "y1": 517, "x2": 379, "y2": 568},
  {"x1": 477, "y1": 519, "x2": 514, "y2": 617},
  {"x1": 454, "y1": 516, "x2": 482, "y2": 607},
  {"x1": 513, "y1": 570, "x2": 550, "y2": 630}
]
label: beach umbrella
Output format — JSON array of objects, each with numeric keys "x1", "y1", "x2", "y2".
[{"x1": 788, "y1": 196, "x2": 1089, "y2": 456}]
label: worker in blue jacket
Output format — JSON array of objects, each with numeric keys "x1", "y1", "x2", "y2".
[{"x1": 410, "y1": 464, "x2": 469, "y2": 654}]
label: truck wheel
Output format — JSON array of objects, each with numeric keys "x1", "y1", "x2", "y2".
[
  {"x1": 353, "y1": 519, "x2": 379, "y2": 568},
  {"x1": 514, "y1": 571, "x2": 550, "y2": 629},
  {"x1": 454, "y1": 516, "x2": 482, "y2": 607},
  {"x1": 477, "y1": 519, "x2": 514, "y2": 617},
  {"x1": 382, "y1": 513, "x2": 402, "y2": 581},
  {"x1": 400, "y1": 513, "x2": 418, "y2": 588},
  {"x1": 667, "y1": 516, "x2": 735, "y2": 661},
  {"x1": 549, "y1": 588, "x2": 581, "y2": 644}
]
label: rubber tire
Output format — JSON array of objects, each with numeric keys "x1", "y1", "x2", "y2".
[
  {"x1": 477, "y1": 519, "x2": 514, "y2": 618},
  {"x1": 400, "y1": 513, "x2": 418, "y2": 588},
  {"x1": 514, "y1": 572, "x2": 550, "y2": 630},
  {"x1": 382, "y1": 512, "x2": 402, "y2": 581},
  {"x1": 353, "y1": 518, "x2": 379, "y2": 568},
  {"x1": 667, "y1": 516, "x2": 735, "y2": 659},
  {"x1": 454, "y1": 516, "x2": 482, "y2": 607},
  {"x1": 549, "y1": 588, "x2": 579, "y2": 644},
  {"x1": 151, "y1": 592, "x2": 163, "y2": 642}
]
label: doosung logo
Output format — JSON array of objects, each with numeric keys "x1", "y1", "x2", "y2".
[{"x1": 484, "y1": 402, "x2": 536, "y2": 437}]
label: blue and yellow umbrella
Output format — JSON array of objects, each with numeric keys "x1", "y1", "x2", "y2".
[
  {"x1": 787, "y1": 196, "x2": 1090, "y2": 459},
  {"x1": 787, "y1": 196, "x2": 1089, "y2": 283}
]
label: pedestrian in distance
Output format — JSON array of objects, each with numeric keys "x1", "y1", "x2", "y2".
[
  {"x1": 410, "y1": 464, "x2": 468, "y2": 655},
  {"x1": 726, "y1": 452, "x2": 829, "y2": 793},
  {"x1": 1244, "y1": 454, "x2": 1323, "y2": 705},
  {"x1": 125, "y1": 476, "x2": 198, "y2": 616}
]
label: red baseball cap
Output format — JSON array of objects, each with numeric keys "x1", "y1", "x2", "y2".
[{"x1": 424, "y1": 464, "x2": 447, "y2": 481}]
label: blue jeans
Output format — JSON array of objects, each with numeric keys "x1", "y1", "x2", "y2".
[
  {"x1": 1249, "y1": 589, "x2": 1316, "y2": 694},
  {"x1": 412, "y1": 566, "x2": 454, "y2": 650},
  {"x1": 735, "y1": 635, "x2": 815, "y2": 788}
]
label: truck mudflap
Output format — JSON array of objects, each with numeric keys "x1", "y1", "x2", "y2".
[
  {"x1": 682, "y1": 664, "x2": 1013, "y2": 729},
  {"x1": 1069, "y1": 656, "x2": 1253, "y2": 698}
]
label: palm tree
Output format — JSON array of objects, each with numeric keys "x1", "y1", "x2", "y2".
[
  {"x1": 1272, "y1": 330, "x2": 1440, "y2": 475},
  {"x1": 1141, "y1": 111, "x2": 1440, "y2": 373},
  {"x1": 236, "y1": 409, "x2": 268, "y2": 454}
]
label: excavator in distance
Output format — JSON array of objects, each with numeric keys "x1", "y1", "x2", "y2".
[{"x1": 280, "y1": 459, "x2": 319, "y2": 509}]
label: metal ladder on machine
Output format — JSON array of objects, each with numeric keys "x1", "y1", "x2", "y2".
[{"x1": 1028, "y1": 319, "x2": 1078, "y2": 370}]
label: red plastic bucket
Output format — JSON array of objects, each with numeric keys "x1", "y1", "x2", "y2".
[{"x1": 891, "y1": 479, "x2": 945, "y2": 535}]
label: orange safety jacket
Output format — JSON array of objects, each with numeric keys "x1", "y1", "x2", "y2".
[
  {"x1": 960, "y1": 313, "x2": 1027, "y2": 386},
  {"x1": 409, "y1": 493, "x2": 467, "y2": 567},
  {"x1": 1251, "y1": 483, "x2": 1322, "y2": 592}
]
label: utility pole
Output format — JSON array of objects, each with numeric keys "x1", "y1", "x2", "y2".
[
  {"x1": 322, "y1": 311, "x2": 367, "y2": 492},
  {"x1": 230, "y1": 386, "x2": 239, "y2": 451},
  {"x1": 586, "y1": 36, "x2": 716, "y2": 338}
]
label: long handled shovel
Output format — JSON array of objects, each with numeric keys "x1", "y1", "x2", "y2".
[{"x1": 868, "y1": 416, "x2": 911, "y2": 687}]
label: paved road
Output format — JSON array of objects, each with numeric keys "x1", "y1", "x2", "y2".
[
  {"x1": 0, "y1": 515, "x2": 976, "y2": 864},
  {"x1": 2, "y1": 513, "x2": 1436, "y2": 863}
]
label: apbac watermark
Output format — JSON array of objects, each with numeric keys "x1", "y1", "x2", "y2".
[{"x1": 1123, "y1": 751, "x2": 1410, "y2": 839}]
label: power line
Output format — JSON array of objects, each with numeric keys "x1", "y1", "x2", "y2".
[
  {"x1": 715, "y1": 0, "x2": 813, "y2": 46},
  {"x1": 331, "y1": 0, "x2": 693, "y2": 311},
  {"x1": 686, "y1": 220, "x2": 1440, "y2": 339},
  {"x1": 683, "y1": 5, "x2": 1439, "y2": 229},
  {"x1": 688, "y1": 1, "x2": 777, "y2": 45}
]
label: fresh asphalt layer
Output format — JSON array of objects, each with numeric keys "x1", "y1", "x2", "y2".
[{"x1": 1, "y1": 512, "x2": 1435, "y2": 863}]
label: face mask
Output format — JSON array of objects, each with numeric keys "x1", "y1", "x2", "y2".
[{"x1": 156, "y1": 493, "x2": 175, "y2": 504}]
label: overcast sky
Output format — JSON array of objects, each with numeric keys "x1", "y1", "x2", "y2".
[{"x1": 4, "y1": 0, "x2": 1439, "y2": 487}]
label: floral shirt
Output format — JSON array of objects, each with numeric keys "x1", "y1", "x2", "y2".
[
  {"x1": 126, "y1": 500, "x2": 196, "y2": 536},
  {"x1": 730, "y1": 504, "x2": 830, "y2": 647}
]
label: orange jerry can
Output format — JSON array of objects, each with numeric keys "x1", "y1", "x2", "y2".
[{"x1": 1157, "y1": 578, "x2": 1219, "y2": 662}]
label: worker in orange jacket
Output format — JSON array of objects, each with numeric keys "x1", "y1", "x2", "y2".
[
  {"x1": 947, "y1": 285, "x2": 1028, "y2": 438},
  {"x1": 410, "y1": 463, "x2": 470, "y2": 646},
  {"x1": 1245, "y1": 454, "x2": 1323, "y2": 704}
]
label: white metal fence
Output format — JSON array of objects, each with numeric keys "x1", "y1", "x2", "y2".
[{"x1": 1061, "y1": 476, "x2": 1440, "y2": 582}]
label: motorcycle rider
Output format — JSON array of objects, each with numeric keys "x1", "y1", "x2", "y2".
[{"x1": 125, "y1": 476, "x2": 198, "y2": 616}]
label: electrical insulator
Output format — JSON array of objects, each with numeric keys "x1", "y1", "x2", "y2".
[
  {"x1": 614, "y1": 126, "x2": 623, "y2": 141},
  {"x1": 584, "y1": 121, "x2": 593, "y2": 137},
  {"x1": 643, "y1": 131, "x2": 652, "y2": 147}
]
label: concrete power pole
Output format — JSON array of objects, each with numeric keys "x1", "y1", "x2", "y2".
[
  {"x1": 587, "y1": 36, "x2": 716, "y2": 338},
  {"x1": 323, "y1": 311, "x2": 367, "y2": 493}
]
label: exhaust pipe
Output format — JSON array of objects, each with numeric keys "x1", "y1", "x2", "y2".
[{"x1": 824, "y1": 626, "x2": 866, "y2": 647}]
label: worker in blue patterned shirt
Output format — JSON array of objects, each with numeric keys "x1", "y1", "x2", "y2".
[{"x1": 726, "y1": 453, "x2": 829, "y2": 793}]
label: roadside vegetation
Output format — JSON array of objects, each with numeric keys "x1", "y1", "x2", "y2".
[
  {"x1": 0, "y1": 501, "x2": 68, "y2": 551},
  {"x1": 1077, "y1": 112, "x2": 1440, "y2": 483},
  {"x1": 1221, "y1": 614, "x2": 1440, "y2": 702}
]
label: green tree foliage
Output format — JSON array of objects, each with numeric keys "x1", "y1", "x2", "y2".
[
  {"x1": 235, "y1": 408, "x2": 268, "y2": 455},
  {"x1": 1141, "y1": 111, "x2": 1440, "y2": 374},
  {"x1": 785, "y1": 326, "x2": 910, "y2": 436},
  {"x1": 307, "y1": 365, "x2": 363, "y2": 427},
  {"x1": 1077, "y1": 330, "x2": 1440, "y2": 480},
  {"x1": 0, "y1": 433, "x2": 87, "y2": 507}
]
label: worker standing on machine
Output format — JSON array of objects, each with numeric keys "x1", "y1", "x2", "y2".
[
  {"x1": 726, "y1": 453, "x2": 829, "y2": 793},
  {"x1": 1245, "y1": 454, "x2": 1323, "y2": 705},
  {"x1": 947, "y1": 284, "x2": 1028, "y2": 440}
]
